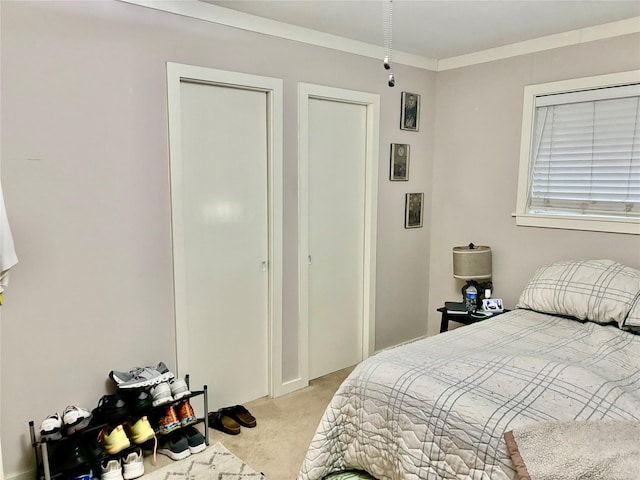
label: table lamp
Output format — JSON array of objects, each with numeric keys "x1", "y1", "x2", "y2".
[{"x1": 452, "y1": 243, "x2": 492, "y2": 305}]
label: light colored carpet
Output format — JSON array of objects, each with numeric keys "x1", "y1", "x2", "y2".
[
  {"x1": 141, "y1": 442, "x2": 264, "y2": 480},
  {"x1": 144, "y1": 367, "x2": 353, "y2": 479}
]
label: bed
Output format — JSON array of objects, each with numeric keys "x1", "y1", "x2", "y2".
[{"x1": 298, "y1": 259, "x2": 640, "y2": 480}]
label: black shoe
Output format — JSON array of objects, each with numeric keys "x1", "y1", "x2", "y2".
[
  {"x1": 208, "y1": 409, "x2": 241, "y2": 435},
  {"x1": 83, "y1": 434, "x2": 105, "y2": 467},
  {"x1": 92, "y1": 393, "x2": 130, "y2": 425},
  {"x1": 121, "y1": 387, "x2": 153, "y2": 415},
  {"x1": 50, "y1": 440, "x2": 91, "y2": 472},
  {"x1": 228, "y1": 405, "x2": 257, "y2": 428}
]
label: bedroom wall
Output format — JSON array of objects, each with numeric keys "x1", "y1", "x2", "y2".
[
  {"x1": 0, "y1": 1, "x2": 434, "y2": 476},
  {"x1": 428, "y1": 33, "x2": 640, "y2": 335}
]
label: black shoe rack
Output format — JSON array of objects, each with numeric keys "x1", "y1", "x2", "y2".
[{"x1": 29, "y1": 381, "x2": 209, "y2": 480}]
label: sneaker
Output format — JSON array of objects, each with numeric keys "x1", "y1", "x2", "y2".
[
  {"x1": 158, "y1": 435, "x2": 191, "y2": 461},
  {"x1": 122, "y1": 447, "x2": 144, "y2": 480},
  {"x1": 121, "y1": 388, "x2": 153, "y2": 415},
  {"x1": 71, "y1": 468, "x2": 93, "y2": 480},
  {"x1": 63, "y1": 405, "x2": 93, "y2": 434},
  {"x1": 100, "y1": 458, "x2": 123, "y2": 480},
  {"x1": 169, "y1": 377, "x2": 191, "y2": 400},
  {"x1": 154, "y1": 361, "x2": 172, "y2": 376},
  {"x1": 92, "y1": 393, "x2": 129, "y2": 425},
  {"x1": 177, "y1": 399, "x2": 197, "y2": 427},
  {"x1": 84, "y1": 435, "x2": 105, "y2": 467},
  {"x1": 183, "y1": 426, "x2": 206, "y2": 454},
  {"x1": 126, "y1": 416, "x2": 155, "y2": 444},
  {"x1": 156, "y1": 405, "x2": 181, "y2": 435},
  {"x1": 151, "y1": 382, "x2": 173, "y2": 407},
  {"x1": 52, "y1": 441, "x2": 91, "y2": 471},
  {"x1": 40, "y1": 413, "x2": 63, "y2": 441},
  {"x1": 109, "y1": 369, "x2": 135, "y2": 385},
  {"x1": 110, "y1": 362, "x2": 174, "y2": 389},
  {"x1": 98, "y1": 424, "x2": 131, "y2": 455}
]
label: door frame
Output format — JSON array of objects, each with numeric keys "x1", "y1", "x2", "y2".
[
  {"x1": 166, "y1": 62, "x2": 284, "y2": 397},
  {"x1": 296, "y1": 83, "x2": 379, "y2": 391}
]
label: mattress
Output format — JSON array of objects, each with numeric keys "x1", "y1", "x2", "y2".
[{"x1": 298, "y1": 309, "x2": 640, "y2": 480}]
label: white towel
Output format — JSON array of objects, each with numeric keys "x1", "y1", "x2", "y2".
[{"x1": 0, "y1": 182, "x2": 17, "y2": 294}]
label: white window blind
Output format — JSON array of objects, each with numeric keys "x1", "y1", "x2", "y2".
[{"x1": 528, "y1": 84, "x2": 640, "y2": 218}]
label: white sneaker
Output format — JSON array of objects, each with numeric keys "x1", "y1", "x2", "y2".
[
  {"x1": 151, "y1": 382, "x2": 173, "y2": 407},
  {"x1": 169, "y1": 377, "x2": 191, "y2": 400},
  {"x1": 39, "y1": 413, "x2": 63, "y2": 441},
  {"x1": 122, "y1": 448, "x2": 144, "y2": 480},
  {"x1": 62, "y1": 405, "x2": 92, "y2": 434},
  {"x1": 101, "y1": 458, "x2": 124, "y2": 480}
]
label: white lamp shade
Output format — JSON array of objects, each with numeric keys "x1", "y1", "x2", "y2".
[{"x1": 453, "y1": 245, "x2": 492, "y2": 280}]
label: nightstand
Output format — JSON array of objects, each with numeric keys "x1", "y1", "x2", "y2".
[{"x1": 437, "y1": 306, "x2": 509, "y2": 333}]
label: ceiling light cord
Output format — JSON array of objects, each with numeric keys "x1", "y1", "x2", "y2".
[{"x1": 383, "y1": 0, "x2": 395, "y2": 87}]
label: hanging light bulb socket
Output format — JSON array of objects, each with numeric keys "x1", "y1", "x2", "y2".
[{"x1": 388, "y1": 73, "x2": 395, "y2": 87}]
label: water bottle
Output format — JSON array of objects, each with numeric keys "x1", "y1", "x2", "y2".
[{"x1": 465, "y1": 282, "x2": 478, "y2": 313}]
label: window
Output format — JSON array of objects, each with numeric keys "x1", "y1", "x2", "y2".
[{"x1": 515, "y1": 71, "x2": 640, "y2": 235}]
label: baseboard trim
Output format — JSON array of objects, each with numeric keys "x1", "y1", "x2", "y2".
[
  {"x1": 276, "y1": 376, "x2": 308, "y2": 397},
  {"x1": 6, "y1": 470, "x2": 33, "y2": 480}
]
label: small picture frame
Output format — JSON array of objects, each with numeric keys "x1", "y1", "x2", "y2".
[
  {"x1": 404, "y1": 192, "x2": 424, "y2": 228},
  {"x1": 400, "y1": 92, "x2": 420, "y2": 132},
  {"x1": 390, "y1": 143, "x2": 410, "y2": 181}
]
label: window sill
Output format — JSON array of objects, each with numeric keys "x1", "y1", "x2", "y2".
[{"x1": 512, "y1": 213, "x2": 640, "y2": 235}]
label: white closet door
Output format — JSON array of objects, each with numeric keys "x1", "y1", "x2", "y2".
[
  {"x1": 308, "y1": 97, "x2": 367, "y2": 379},
  {"x1": 178, "y1": 81, "x2": 269, "y2": 408}
]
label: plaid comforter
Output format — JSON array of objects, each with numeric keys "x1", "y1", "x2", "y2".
[{"x1": 298, "y1": 309, "x2": 640, "y2": 480}]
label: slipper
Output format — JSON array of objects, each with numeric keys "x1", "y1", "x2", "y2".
[
  {"x1": 208, "y1": 409, "x2": 241, "y2": 435},
  {"x1": 228, "y1": 405, "x2": 257, "y2": 428}
]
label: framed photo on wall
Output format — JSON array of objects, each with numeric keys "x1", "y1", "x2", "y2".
[
  {"x1": 405, "y1": 192, "x2": 424, "y2": 228},
  {"x1": 400, "y1": 92, "x2": 420, "y2": 132},
  {"x1": 390, "y1": 143, "x2": 410, "y2": 181}
]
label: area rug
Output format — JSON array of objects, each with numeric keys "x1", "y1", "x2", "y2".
[{"x1": 144, "y1": 442, "x2": 265, "y2": 480}]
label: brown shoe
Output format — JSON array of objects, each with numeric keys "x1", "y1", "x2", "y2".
[
  {"x1": 208, "y1": 409, "x2": 241, "y2": 435},
  {"x1": 229, "y1": 405, "x2": 257, "y2": 428}
]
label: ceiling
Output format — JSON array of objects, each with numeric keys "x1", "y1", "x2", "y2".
[{"x1": 201, "y1": 0, "x2": 640, "y2": 60}]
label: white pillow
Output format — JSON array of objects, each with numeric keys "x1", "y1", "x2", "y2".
[
  {"x1": 621, "y1": 293, "x2": 640, "y2": 331},
  {"x1": 516, "y1": 259, "x2": 640, "y2": 325}
]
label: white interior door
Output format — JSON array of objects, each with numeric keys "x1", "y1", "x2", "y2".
[
  {"x1": 168, "y1": 63, "x2": 285, "y2": 409},
  {"x1": 179, "y1": 81, "x2": 268, "y2": 407},
  {"x1": 300, "y1": 87, "x2": 379, "y2": 381}
]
